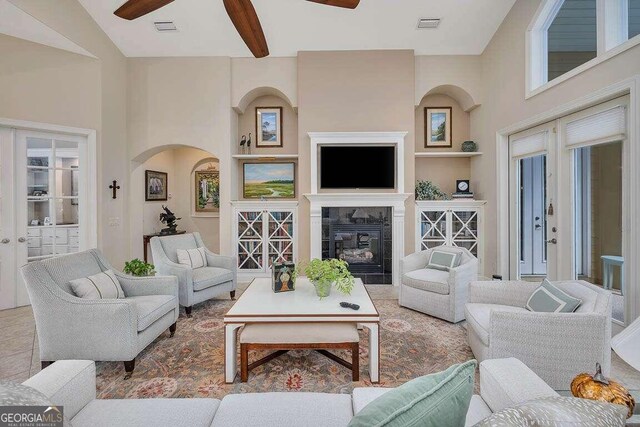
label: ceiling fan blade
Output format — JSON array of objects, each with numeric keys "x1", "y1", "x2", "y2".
[
  {"x1": 223, "y1": 0, "x2": 269, "y2": 58},
  {"x1": 306, "y1": 0, "x2": 360, "y2": 9},
  {"x1": 114, "y1": 0, "x2": 174, "y2": 20}
]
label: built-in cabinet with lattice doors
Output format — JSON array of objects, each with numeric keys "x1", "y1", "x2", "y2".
[
  {"x1": 415, "y1": 200, "x2": 486, "y2": 275},
  {"x1": 232, "y1": 201, "x2": 297, "y2": 277}
]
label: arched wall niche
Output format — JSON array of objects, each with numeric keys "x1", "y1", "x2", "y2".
[
  {"x1": 234, "y1": 86, "x2": 297, "y2": 114},
  {"x1": 418, "y1": 84, "x2": 480, "y2": 113}
]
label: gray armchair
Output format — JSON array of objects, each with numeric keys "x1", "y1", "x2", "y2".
[
  {"x1": 150, "y1": 232, "x2": 237, "y2": 317},
  {"x1": 465, "y1": 280, "x2": 612, "y2": 390},
  {"x1": 20, "y1": 249, "x2": 179, "y2": 379},
  {"x1": 399, "y1": 246, "x2": 478, "y2": 323}
]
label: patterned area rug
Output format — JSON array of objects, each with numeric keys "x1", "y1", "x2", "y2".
[{"x1": 95, "y1": 297, "x2": 474, "y2": 399}]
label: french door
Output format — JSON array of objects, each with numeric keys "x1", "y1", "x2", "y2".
[
  {"x1": 0, "y1": 128, "x2": 94, "y2": 310},
  {"x1": 509, "y1": 122, "x2": 557, "y2": 280},
  {"x1": 509, "y1": 96, "x2": 630, "y2": 322}
]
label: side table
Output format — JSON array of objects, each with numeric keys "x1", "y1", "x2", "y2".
[{"x1": 142, "y1": 230, "x2": 186, "y2": 262}]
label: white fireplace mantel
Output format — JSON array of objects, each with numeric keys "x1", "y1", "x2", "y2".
[{"x1": 308, "y1": 131, "x2": 407, "y2": 195}]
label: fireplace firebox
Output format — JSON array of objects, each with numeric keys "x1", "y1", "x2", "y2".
[{"x1": 329, "y1": 224, "x2": 384, "y2": 274}]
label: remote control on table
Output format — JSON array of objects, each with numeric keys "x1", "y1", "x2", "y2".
[{"x1": 340, "y1": 302, "x2": 360, "y2": 310}]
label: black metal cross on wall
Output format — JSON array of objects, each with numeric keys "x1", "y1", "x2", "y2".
[{"x1": 109, "y1": 180, "x2": 121, "y2": 199}]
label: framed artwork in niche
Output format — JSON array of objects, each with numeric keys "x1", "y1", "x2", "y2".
[
  {"x1": 195, "y1": 169, "x2": 220, "y2": 214},
  {"x1": 256, "y1": 107, "x2": 283, "y2": 148},
  {"x1": 243, "y1": 162, "x2": 295, "y2": 199},
  {"x1": 425, "y1": 107, "x2": 452, "y2": 148},
  {"x1": 145, "y1": 170, "x2": 168, "y2": 201}
]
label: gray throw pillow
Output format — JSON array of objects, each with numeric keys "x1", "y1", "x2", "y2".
[
  {"x1": 526, "y1": 279, "x2": 582, "y2": 313},
  {"x1": 474, "y1": 396, "x2": 627, "y2": 427},
  {"x1": 426, "y1": 249, "x2": 462, "y2": 272}
]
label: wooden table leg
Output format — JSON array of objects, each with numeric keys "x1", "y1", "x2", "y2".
[
  {"x1": 362, "y1": 323, "x2": 380, "y2": 383},
  {"x1": 225, "y1": 323, "x2": 243, "y2": 383}
]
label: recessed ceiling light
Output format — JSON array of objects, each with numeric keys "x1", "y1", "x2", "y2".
[
  {"x1": 417, "y1": 18, "x2": 441, "y2": 29},
  {"x1": 154, "y1": 21, "x2": 177, "y2": 32}
]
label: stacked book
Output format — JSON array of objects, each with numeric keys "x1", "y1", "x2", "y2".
[{"x1": 452, "y1": 192, "x2": 474, "y2": 199}]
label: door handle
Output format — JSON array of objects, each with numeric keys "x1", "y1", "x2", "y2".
[
  {"x1": 534, "y1": 224, "x2": 541, "y2": 229},
  {"x1": 546, "y1": 238, "x2": 557, "y2": 244},
  {"x1": 17, "y1": 237, "x2": 26, "y2": 243},
  {"x1": 1, "y1": 238, "x2": 9, "y2": 244}
]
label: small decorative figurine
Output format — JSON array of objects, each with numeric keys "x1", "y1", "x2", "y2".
[
  {"x1": 159, "y1": 205, "x2": 181, "y2": 235},
  {"x1": 247, "y1": 133, "x2": 252, "y2": 154},
  {"x1": 240, "y1": 135, "x2": 247, "y2": 154}
]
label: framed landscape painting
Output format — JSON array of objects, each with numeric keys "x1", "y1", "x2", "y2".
[
  {"x1": 243, "y1": 162, "x2": 295, "y2": 199},
  {"x1": 425, "y1": 107, "x2": 452, "y2": 148},
  {"x1": 195, "y1": 170, "x2": 220, "y2": 213},
  {"x1": 256, "y1": 107, "x2": 283, "y2": 148},
  {"x1": 145, "y1": 170, "x2": 168, "y2": 201}
]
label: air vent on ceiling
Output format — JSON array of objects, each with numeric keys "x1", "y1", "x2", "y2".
[
  {"x1": 154, "y1": 21, "x2": 177, "y2": 32},
  {"x1": 417, "y1": 18, "x2": 440, "y2": 29}
]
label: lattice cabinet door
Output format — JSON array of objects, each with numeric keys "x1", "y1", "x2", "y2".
[
  {"x1": 266, "y1": 210, "x2": 295, "y2": 268},
  {"x1": 451, "y1": 209, "x2": 479, "y2": 258},
  {"x1": 237, "y1": 210, "x2": 264, "y2": 271},
  {"x1": 419, "y1": 209, "x2": 448, "y2": 250}
]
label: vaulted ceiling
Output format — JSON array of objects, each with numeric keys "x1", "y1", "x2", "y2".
[{"x1": 75, "y1": 0, "x2": 517, "y2": 57}]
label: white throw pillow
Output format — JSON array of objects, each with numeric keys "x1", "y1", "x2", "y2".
[
  {"x1": 177, "y1": 247, "x2": 207, "y2": 269},
  {"x1": 69, "y1": 269, "x2": 125, "y2": 300}
]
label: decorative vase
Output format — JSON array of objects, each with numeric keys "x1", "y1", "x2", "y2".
[
  {"x1": 461, "y1": 141, "x2": 477, "y2": 152},
  {"x1": 313, "y1": 279, "x2": 333, "y2": 298}
]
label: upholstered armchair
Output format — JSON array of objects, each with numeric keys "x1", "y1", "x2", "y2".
[
  {"x1": 399, "y1": 246, "x2": 478, "y2": 323},
  {"x1": 20, "y1": 249, "x2": 179, "y2": 379},
  {"x1": 465, "y1": 280, "x2": 612, "y2": 390},
  {"x1": 150, "y1": 232, "x2": 237, "y2": 316}
]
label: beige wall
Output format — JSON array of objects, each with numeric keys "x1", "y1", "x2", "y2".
[
  {"x1": 297, "y1": 50, "x2": 416, "y2": 262},
  {"x1": 0, "y1": 0, "x2": 128, "y2": 268},
  {"x1": 472, "y1": 0, "x2": 640, "y2": 276},
  {"x1": 127, "y1": 57, "x2": 233, "y2": 259},
  {"x1": 415, "y1": 55, "x2": 482, "y2": 110},
  {"x1": 231, "y1": 57, "x2": 297, "y2": 112}
]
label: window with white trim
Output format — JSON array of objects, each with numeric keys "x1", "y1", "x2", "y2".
[{"x1": 528, "y1": 0, "x2": 640, "y2": 94}]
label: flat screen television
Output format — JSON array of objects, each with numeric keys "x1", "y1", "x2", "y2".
[{"x1": 320, "y1": 146, "x2": 396, "y2": 189}]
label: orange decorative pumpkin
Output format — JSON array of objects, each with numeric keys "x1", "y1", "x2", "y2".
[{"x1": 571, "y1": 363, "x2": 635, "y2": 418}]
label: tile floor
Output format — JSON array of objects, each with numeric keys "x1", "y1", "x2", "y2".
[{"x1": 1, "y1": 284, "x2": 639, "y2": 391}]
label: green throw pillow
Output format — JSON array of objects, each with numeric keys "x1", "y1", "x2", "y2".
[
  {"x1": 526, "y1": 279, "x2": 582, "y2": 313},
  {"x1": 426, "y1": 250, "x2": 462, "y2": 272},
  {"x1": 348, "y1": 360, "x2": 477, "y2": 427}
]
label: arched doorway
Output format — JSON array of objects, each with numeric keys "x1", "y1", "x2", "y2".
[{"x1": 129, "y1": 145, "x2": 220, "y2": 263}]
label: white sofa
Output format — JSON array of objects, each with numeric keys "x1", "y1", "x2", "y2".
[
  {"x1": 23, "y1": 358, "x2": 559, "y2": 427},
  {"x1": 465, "y1": 280, "x2": 612, "y2": 390}
]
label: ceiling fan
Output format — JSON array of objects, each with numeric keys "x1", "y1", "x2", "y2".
[{"x1": 114, "y1": 0, "x2": 361, "y2": 58}]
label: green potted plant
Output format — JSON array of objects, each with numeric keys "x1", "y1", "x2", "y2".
[
  {"x1": 415, "y1": 180, "x2": 450, "y2": 201},
  {"x1": 123, "y1": 258, "x2": 156, "y2": 277},
  {"x1": 303, "y1": 258, "x2": 355, "y2": 298}
]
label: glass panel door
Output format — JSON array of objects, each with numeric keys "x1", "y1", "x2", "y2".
[
  {"x1": 572, "y1": 142, "x2": 623, "y2": 322},
  {"x1": 237, "y1": 210, "x2": 264, "y2": 270},
  {"x1": 451, "y1": 210, "x2": 479, "y2": 257},
  {"x1": 419, "y1": 210, "x2": 447, "y2": 250},
  {"x1": 267, "y1": 211, "x2": 294, "y2": 267}
]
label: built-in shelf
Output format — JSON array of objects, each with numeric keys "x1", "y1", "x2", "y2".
[
  {"x1": 414, "y1": 152, "x2": 483, "y2": 158},
  {"x1": 232, "y1": 154, "x2": 299, "y2": 160}
]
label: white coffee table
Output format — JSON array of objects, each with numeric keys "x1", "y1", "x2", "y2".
[{"x1": 224, "y1": 277, "x2": 380, "y2": 383}]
